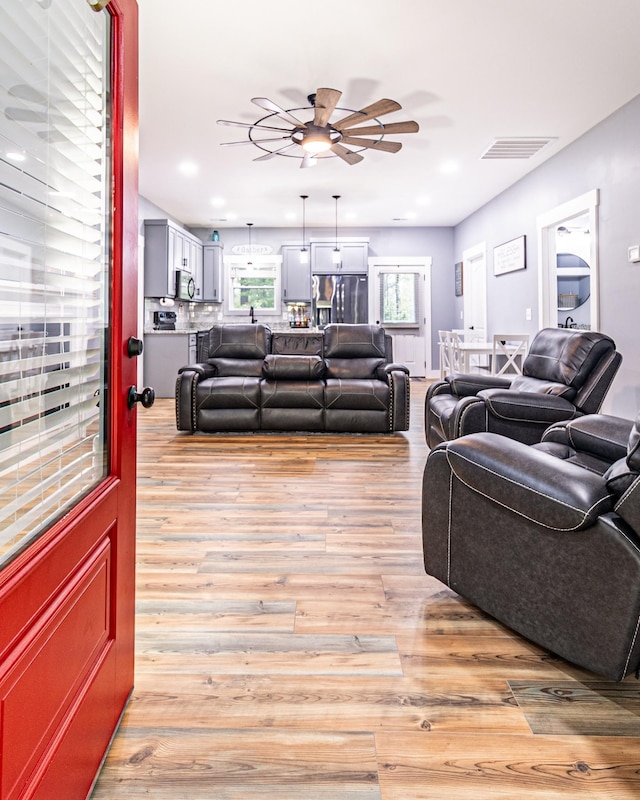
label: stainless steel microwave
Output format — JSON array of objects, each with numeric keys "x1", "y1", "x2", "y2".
[{"x1": 175, "y1": 269, "x2": 195, "y2": 301}]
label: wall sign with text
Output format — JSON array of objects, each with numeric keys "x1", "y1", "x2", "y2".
[{"x1": 494, "y1": 235, "x2": 526, "y2": 276}]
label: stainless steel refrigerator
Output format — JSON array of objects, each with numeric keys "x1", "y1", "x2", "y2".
[{"x1": 312, "y1": 274, "x2": 369, "y2": 327}]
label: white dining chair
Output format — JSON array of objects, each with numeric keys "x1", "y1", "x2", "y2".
[
  {"x1": 438, "y1": 330, "x2": 463, "y2": 378},
  {"x1": 491, "y1": 334, "x2": 530, "y2": 375}
]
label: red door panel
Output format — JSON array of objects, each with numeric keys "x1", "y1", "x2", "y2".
[{"x1": 0, "y1": 1, "x2": 139, "y2": 798}]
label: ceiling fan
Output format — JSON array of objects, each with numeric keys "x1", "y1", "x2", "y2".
[{"x1": 217, "y1": 87, "x2": 419, "y2": 168}]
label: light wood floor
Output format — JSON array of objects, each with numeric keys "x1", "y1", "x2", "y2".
[{"x1": 91, "y1": 380, "x2": 640, "y2": 799}]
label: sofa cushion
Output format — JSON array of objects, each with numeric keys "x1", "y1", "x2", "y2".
[
  {"x1": 325, "y1": 378, "x2": 389, "y2": 411},
  {"x1": 209, "y1": 357, "x2": 264, "y2": 377},
  {"x1": 196, "y1": 376, "x2": 261, "y2": 409},
  {"x1": 508, "y1": 375, "x2": 576, "y2": 399},
  {"x1": 325, "y1": 357, "x2": 385, "y2": 379},
  {"x1": 262, "y1": 354, "x2": 326, "y2": 380},
  {"x1": 206, "y1": 323, "x2": 271, "y2": 359},
  {"x1": 522, "y1": 328, "x2": 615, "y2": 389},
  {"x1": 323, "y1": 324, "x2": 387, "y2": 358}
]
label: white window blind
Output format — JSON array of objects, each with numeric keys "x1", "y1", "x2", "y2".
[{"x1": 0, "y1": 0, "x2": 111, "y2": 566}]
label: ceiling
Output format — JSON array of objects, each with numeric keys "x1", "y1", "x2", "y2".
[{"x1": 138, "y1": 0, "x2": 640, "y2": 230}]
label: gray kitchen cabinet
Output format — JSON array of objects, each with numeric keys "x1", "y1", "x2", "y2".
[
  {"x1": 281, "y1": 245, "x2": 312, "y2": 302},
  {"x1": 310, "y1": 240, "x2": 369, "y2": 273},
  {"x1": 202, "y1": 242, "x2": 224, "y2": 302},
  {"x1": 144, "y1": 218, "x2": 203, "y2": 298},
  {"x1": 143, "y1": 331, "x2": 197, "y2": 398}
]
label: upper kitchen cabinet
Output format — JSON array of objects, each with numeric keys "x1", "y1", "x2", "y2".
[
  {"x1": 281, "y1": 245, "x2": 312, "y2": 302},
  {"x1": 144, "y1": 218, "x2": 203, "y2": 298},
  {"x1": 311, "y1": 239, "x2": 369, "y2": 273},
  {"x1": 202, "y1": 242, "x2": 224, "y2": 303}
]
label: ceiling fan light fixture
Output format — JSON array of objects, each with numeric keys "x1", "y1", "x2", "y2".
[{"x1": 301, "y1": 132, "x2": 332, "y2": 154}]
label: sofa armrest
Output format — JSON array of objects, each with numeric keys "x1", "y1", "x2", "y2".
[
  {"x1": 541, "y1": 414, "x2": 633, "y2": 463},
  {"x1": 479, "y1": 389, "x2": 579, "y2": 425},
  {"x1": 444, "y1": 433, "x2": 615, "y2": 531},
  {"x1": 177, "y1": 362, "x2": 216, "y2": 378},
  {"x1": 447, "y1": 372, "x2": 512, "y2": 397},
  {"x1": 386, "y1": 368, "x2": 410, "y2": 431},
  {"x1": 376, "y1": 362, "x2": 410, "y2": 380},
  {"x1": 176, "y1": 368, "x2": 204, "y2": 431}
]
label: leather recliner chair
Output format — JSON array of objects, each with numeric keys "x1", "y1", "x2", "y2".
[
  {"x1": 422, "y1": 411, "x2": 640, "y2": 681},
  {"x1": 425, "y1": 327, "x2": 621, "y2": 447}
]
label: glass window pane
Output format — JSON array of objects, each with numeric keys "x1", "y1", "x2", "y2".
[
  {"x1": 226, "y1": 258, "x2": 279, "y2": 312},
  {"x1": 379, "y1": 272, "x2": 419, "y2": 324},
  {"x1": 0, "y1": 0, "x2": 111, "y2": 567}
]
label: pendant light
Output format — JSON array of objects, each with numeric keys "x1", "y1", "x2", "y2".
[
  {"x1": 246, "y1": 222, "x2": 253, "y2": 265},
  {"x1": 300, "y1": 195, "x2": 309, "y2": 264},
  {"x1": 332, "y1": 195, "x2": 341, "y2": 265}
]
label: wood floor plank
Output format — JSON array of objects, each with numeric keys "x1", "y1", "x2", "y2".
[
  {"x1": 509, "y1": 680, "x2": 640, "y2": 736},
  {"x1": 124, "y1": 673, "x2": 531, "y2": 735},
  {"x1": 91, "y1": 728, "x2": 381, "y2": 799},
  {"x1": 375, "y1": 731, "x2": 640, "y2": 799},
  {"x1": 134, "y1": 631, "x2": 403, "y2": 676}
]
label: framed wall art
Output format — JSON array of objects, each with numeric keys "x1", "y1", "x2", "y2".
[
  {"x1": 454, "y1": 261, "x2": 463, "y2": 296},
  {"x1": 494, "y1": 235, "x2": 526, "y2": 276}
]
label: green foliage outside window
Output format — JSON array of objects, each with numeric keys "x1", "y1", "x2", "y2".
[{"x1": 381, "y1": 273, "x2": 419, "y2": 324}]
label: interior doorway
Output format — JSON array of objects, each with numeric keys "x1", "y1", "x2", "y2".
[
  {"x1": 462, "y1": 242, "x2": 487, "y2": 337},
  {"x1": 537, "y1": 189, "x2": 600, "y2": 331},
  {"x1": 369, "y1": 257, "x2": 432, "y2": 378}
]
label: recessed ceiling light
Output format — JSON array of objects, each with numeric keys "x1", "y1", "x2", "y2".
[
  {"x1": 6, "y1": 151, "x2": 26, "y2": 162},
  {"x1": 284, "y1": 211, "x2": 296, "y2": 221},
  {"x1": 345, "y1": 211, "x2": 357, "y2": 221},
  {"x1": 416, "y1": 196, "x2": 432, "y2": 206},
  {"x1": 210, "y1": 196, "x2": 226, "y2": 207},
  {"x1": 178, "y1": 161, "x2": 198, "y2": 176},
  {"x1": 440, "y1": 160, "x2": 460, "y2": 175}
]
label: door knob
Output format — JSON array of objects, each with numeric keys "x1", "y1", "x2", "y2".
[
  {"x1": 127, "y1": 386, "x2": 155, "y2": 410},
  {"x1": 127, "y1": 336, "x2": 144, "y2": 357}
]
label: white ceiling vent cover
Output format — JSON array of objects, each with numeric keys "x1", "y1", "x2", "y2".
[{"x1": 481, "y1": 137, "x2": 557, "y2": 159}]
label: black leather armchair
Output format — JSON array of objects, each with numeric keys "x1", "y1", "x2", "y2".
[
  {"x1": 422, "y1": 411, "x2": 640, "y2": 680},
  {"x1": 425, "y1": 327, "x2": 621, "y2": 447}
]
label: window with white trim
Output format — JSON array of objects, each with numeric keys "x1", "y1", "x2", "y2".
[{"x1": 224, "y1": 255, "x2": 282, "y2": 316}]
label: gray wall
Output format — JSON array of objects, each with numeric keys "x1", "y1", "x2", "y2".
[{"x1": 454, "y1": 93, "x2": 640, "y2": 418}]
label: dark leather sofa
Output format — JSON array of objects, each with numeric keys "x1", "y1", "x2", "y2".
[
  {"x1": 422, "y1": 411, "x2": 640, "y2": 680},
  {"x1": 175, "y1": 323, "x2": 410, "y2": 433},
  {"x1": 425, "y1": 327, "x2": 621, "y2": 447}
]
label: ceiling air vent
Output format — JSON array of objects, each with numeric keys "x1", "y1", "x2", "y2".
[{"x1": 481, "y1": 137, "x2": 556, "y2": 160}]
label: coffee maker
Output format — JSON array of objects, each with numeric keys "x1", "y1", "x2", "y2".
[{"x1": 153, "y1": 310, "x2": 177, "y2": 330}]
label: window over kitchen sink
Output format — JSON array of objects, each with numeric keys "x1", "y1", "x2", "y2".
[{"x1": 224, "y1": 255, "x2": 282, "y2": 317}]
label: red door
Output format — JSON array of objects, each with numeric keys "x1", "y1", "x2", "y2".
[{"x1": 0, "y1": 1, "x2": 140, "y2": 798}]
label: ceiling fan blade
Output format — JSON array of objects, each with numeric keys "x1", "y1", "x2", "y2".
[
  {"x1": 217, "y1": 119, "x2": 292, "y2": 133},
  {"x1": 313, "y1": 87, "x2": 341, "y2": 127},
  {"x1": 253, "y1": 143, "x2": 299, "y2": 161},
  {"x1": 340, "y1": 136, "x2": 403, "y2": 153},
  {"x1": 300, "y1": 153, "x2": 318, "y2": 169},
  {"x1": 221, "y1": 136, "x2": 293, "y2": 147},
  {"x1": 333, "y1": 99, "x2": 402, "y2": 130},
  {"x1": 251, "y1": 97, "x2": 307, "y2": 128},
  {"x1": 330, "y1": 143, "x2": 364, "y2": 165},
  {"x1": 344, "y1": 120, "x2": 419, "y2": 136}
]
